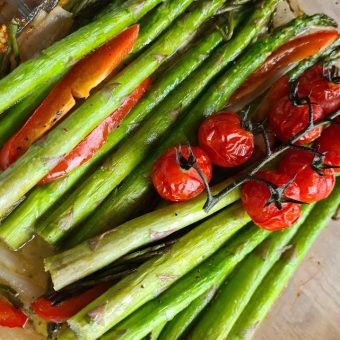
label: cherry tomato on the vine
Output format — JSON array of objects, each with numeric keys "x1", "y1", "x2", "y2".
[
  {"x1": 316, "y1": 118, "x2": 340, "y2": 173},
  {"x1": 241, "y1": 170, "x2": 301, "y2": 231},
  {"x1": 198, "y1": 112, "x2": 254, "y2": 167},
  {"x1": 279, "y1": 149, "x2": 335, "y2": 203},
  {"x1": 269, "y1": 96, "x2": 324, "y2": 145},
  {"x1": 151, "y1": 146, "x2": 212, "y2": 202},
  {"x1": 299, "y1": 65, "x2": 340, "y2": 115}
]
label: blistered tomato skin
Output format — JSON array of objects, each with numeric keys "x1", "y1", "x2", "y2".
[
  {"x1": 269, "y1": 96, "x2": 324, "y2": 145},
  {"x1": 241, "y1": 170, "x2": 301, "y2": 231},
  {"x1": 151, "y1": 146, "x2": 212, "y2": 202},
  {"x1": 299, "y1": 65, "x2": 340, "y2": 115},
  {"x1": 316, "y1": 119, "x2": 340, "y2": 173},
  {"x1": 198, "y1": 112, "x2": 254, "y2": 167},
  {"x1": 279, "y1": 149, "x2": 336, "y2": 203}
]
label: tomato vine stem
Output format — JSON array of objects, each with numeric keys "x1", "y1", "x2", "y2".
[{"x1": 204, "y1": 107, "x2": 340, "y2": 212}]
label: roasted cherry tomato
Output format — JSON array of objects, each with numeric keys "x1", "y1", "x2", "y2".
[
  {"x1": 31, "y1": 283, "x2": 110, "y2": 323},
  {"x1": 241, "y1": 170, "x2": 301, "y2": 231},
  {"x1": 198, "y1": 112, "x2": 254, "y2": 168},
  {"x1": 279, "y1": 149, "x2": 335, "y2": 203},
  {"x1": 315, "y1": 118, "x2": 340, "y2": 172},
  {"x1": 299, "y1": 65, "x2": 340, "y2": 115},
  {"x1": 151, "y1": 146, "x2": 212, "y2": 202},
  {"x1": 0, "y1": 298, "x2": 28, "y2": 328},
  {"x1": 269, "y1": 96, "x2": 324, "y2": 145}
]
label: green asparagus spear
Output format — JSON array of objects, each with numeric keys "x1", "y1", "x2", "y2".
[
  {"x1": 129, "y1": 0, "x2": 199, "y2": 58},
  {"x1": 101, "y1": 223, "x2": 268, "y2": 340},
  {"x1": 64, "y1": 0, "x2": 124, "y2": 15},
  {"x1": 45, "y1": 177, "x2": 241, "y2": 290},
  {"x1": 158, "y1": 291, "x2": 215, "y2": 340},
  {"x1": 45, "y1": 13, "x2": 334, "y2": 286},
  {"x1": 0, "y1": 78, "x2": 60, "y2": 149},
  {"x1": 0, "y1": 0, "x2": 226, "y2": 218},
  {"x1": 0, "y1": 0, "x2": 197, "y2": 157},
  {"x1": 149, "y1": 323, "x2": 167, "y2": 340},
  {"x1": 40, "y1": 0, "x2": 280, "y2": 246},
  {"x1": 131, "y1": 0, "x2": 255, "y2": 58},
  {"x1": 66, "y1": 10, "x2": 334, "y2": 246},
  {"x1": 188, "y1": 204, "x2": 315, "y2": 340},
  {"x1": 289, "y1": 36, "x2": 340, "y2": 82},
  {"x1": 158, "y1": 204, "x2": 315, "y2": 340},
  {"x1": 61, "y1": 202, "x2": 251, "y2": 339},
  {"x1": 228, "y1": 183, "x2": 340, "y2": 340},
  {"x1": 0, "y1": 19, "x2": 224, "y2": 250},
  {"x1": 0, "y1": 0, "x2": 163, "y2": 113}
]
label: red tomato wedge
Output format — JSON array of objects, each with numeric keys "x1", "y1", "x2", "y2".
[
  {"x1": 230, "y1": 30, "x2": 339, "y2": 104},
  {"x1": 0, "y1": 298, "x2": 28, "y2": 328},
  {"x1": 0, "y1": 25, "x2": 139, "y2": 170},
  {"x1": 40, "y1": 78, "x2": 151, "y2": 184},
  {"x1": 31, "y1": 283, "x2": 110, "y2": 323}
]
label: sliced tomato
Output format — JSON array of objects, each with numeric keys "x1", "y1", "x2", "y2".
[
  {"x1": 0, "y1": 298, "x2": 28, "y2": 328},
  {"x1": 0, "y1": 25, "x2": 139, "y2": 170},
  {"x1": 40, "y1": 78, "x2": 151, "y2": 184},
  {"x1": 31, "y1": 283, "x2": 110, "y2": 323}
]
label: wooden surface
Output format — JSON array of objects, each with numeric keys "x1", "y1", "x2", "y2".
[{"x1": 254, "y1": 219, "x2": 340, "y2": 340}]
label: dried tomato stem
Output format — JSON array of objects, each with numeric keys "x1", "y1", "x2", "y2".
[
  {"x1": 257, "y1": 123, "x2": 272, "y2": 157},
  {"x1": 176, "y1": 146, "x2": 215, "y2": 207}
]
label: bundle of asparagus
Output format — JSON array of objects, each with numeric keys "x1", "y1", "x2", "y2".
[
  {"x1": 0, "y1": 0, "x2": 228, "y2": 250},
  {"x1": 0, "y1": 0, "x2": 163, "y2": 113},
  {"x1": 0, "y1": 0, "x2": 338, "y2": 339},
  {"x1": 154, "y1": 184, "x2": 340, "y2": 340},
  {"x1": 39, "y1": 6, "x2": 332, "y2": 246},
  {"x1": 44, "y1": 11, "x2": 336, "y2": 289}
]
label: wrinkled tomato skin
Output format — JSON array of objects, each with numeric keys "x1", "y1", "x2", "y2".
[
  {"x1": 198, "y1": 112, "x2": 254, "y2": 167},
  {"x1": 269, "y1": 96, "x2": 324, "y2": 145},
  {"x1": 279, "y1": 149, "x2": 335, "y2": 203},
  {"x1": 316, "y1": 120, "x2": 340, "y2": 173},
  {"x1": 241, "y1": 170, "x2": 301, "y2": 231},
  {"x1": 299, "y1": 65, "x2": 340, "y2": 115},
  {"x1": 151, "y1": 146, "x2": 212, "y2": 202}
]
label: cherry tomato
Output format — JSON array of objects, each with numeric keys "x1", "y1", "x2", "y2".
[
  {"x1": 241, "y1": 170, "x2": 301, "y2": 231},
  {"x1": 198, "y1": 112, "x2": 254, "y2": 167},
  {"x1": 279, "y1": 149, "x2": 335, "y2": 203},
  {"x1": 299, "y1": 65, "x2": 340, "y2": 115},
  {"x1": 0, "y1": 298, "x2": 28, "y2": 328},
  {"x1": 151, "y1": 146, "x2": 212, "y2": 202},
  {"x1": 269, "y1": 96, "x2": 324, "y2": 145},
  {"x1": 315, "y1": 118, "x2": 340, "y2": 172}
]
